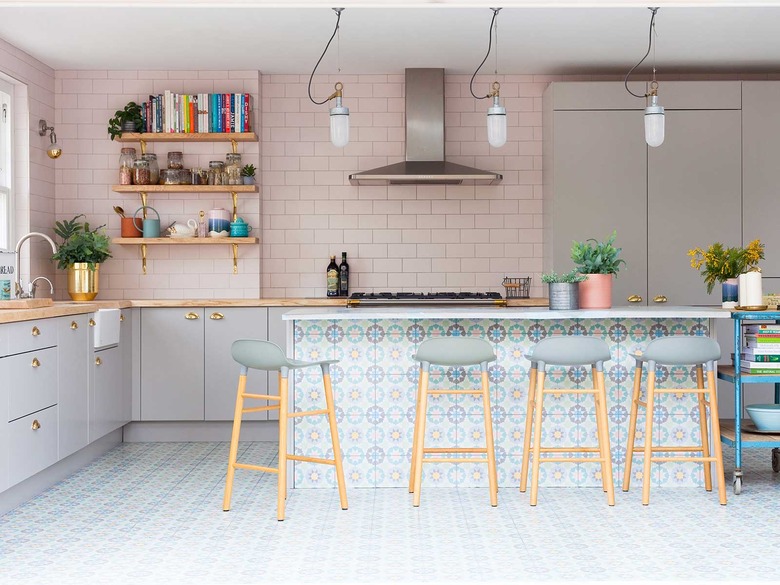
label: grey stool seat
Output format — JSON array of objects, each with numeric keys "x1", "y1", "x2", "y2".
[
  {"x1": 223, "y1": 339, "x2": 348, "y2": 521},
  {"x1": 521, "y1": 335, "x2": 615, "y2": 506},
  {"x1": 624, "y1": 335, "x2": 726, "y2": 505},
  {"x1": 409, "y1": 336, "x2": 499, "y2": 507}
]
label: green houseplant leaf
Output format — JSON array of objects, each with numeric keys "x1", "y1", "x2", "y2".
[
  {"x1": 240, "y1": 164, "x2": 256, "y2": 178},
  {"x1": 541, "y1": 269, "x2": 587, "y2": 284},
  {"x1": 51, "y1": 214, "x2": 112, "y2": 270},
  {"x1": 107, "y1": 101, "x2": 144, "y2": 140},
  {"x1": 571, "y1": 230, "x2": 626, "y2": 276}
]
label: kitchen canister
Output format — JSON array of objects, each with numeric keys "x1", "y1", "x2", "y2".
[
  {"x1": 207, "y1": 208, "x2": 231, "y2": 238},
  {"x1": 132, "y1": 206, "x2": 161, "y2": 238},
  {"x1": 229, "y1": 217, "x2": 253, "y2": 238}
]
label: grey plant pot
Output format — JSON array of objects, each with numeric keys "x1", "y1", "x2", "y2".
[
  {"x1": 121, "y1": 120, "x2": 137, "y2": 132},
  {"x1": 548, "y1": 282, "x2": 579, "y2": 310},
  {"x1": 242, "y1": 176, "x2": 255, "y2": 185}
]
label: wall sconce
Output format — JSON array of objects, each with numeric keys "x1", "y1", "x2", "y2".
[
  {"x1": 624, "y1": 7, "x2": 665, "y2": 147},
  {"x1": 308, "y1": 7, "x2": 349, "y2": 148},
  {"x1": 38, "y1": 119, "x2": 62, "y2": 159},
  {"x1": 470, "y1": 8, "x2": 507, "y2": 149}
]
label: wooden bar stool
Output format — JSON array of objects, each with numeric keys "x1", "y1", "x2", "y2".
[
  {"x1": 222, "y1": 340, "x2": 348, "y2": 521},
  {"x1": 623, "y1": 336, "x2": 726, "y2": 505},
  {"x1": 409, "y1": 337, "x2": 499, "y2": 507},
  {"x1": 519, "y1": 336, "x2": 615, "y2": 506}
]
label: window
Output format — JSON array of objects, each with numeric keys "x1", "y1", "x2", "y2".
[{"x1": 0, "y1": 77, "x2": 11, "y2": 251}]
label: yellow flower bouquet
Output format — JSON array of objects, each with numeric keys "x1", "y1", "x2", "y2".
[{"x1": 688, "y1": 240, "x2": 765, "y2": 294}]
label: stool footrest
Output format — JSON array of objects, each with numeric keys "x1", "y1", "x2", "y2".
[
  {"x1": 288, "y1": 409, "x2": 329, "y2": 418},
  {"x1": 424, "y1": 447, "x2": 487, "y2": 454},
  {"x1": 422, "y1": 457, "x2": 489, "y2": 463},
  {"x1": 651, "y1": 456, "x2": 717, "y2": 462},
  {"x1": 234, "y1": 462, "x2": 278, "y2": 473},
  {"x1": 535, "y1": 457, "x2": 608, "y2": 463},
  {"x1": 427, "y1": 389, "x2": 483, "y2": 395},
  {"x1": 287, "y1": 454, "x2": 336, "y2": 466},
  {"x1": 628, "y1": 445, "x2": 705, "y2": 453},
  {"x1": 242, "y1": 393, "x2": 281, "y2": 401},
  {"x1": 542, "y1": 388, "x2": 598, "y2": 395},
  {"x1": 242, "y1": 405, "x2": 280, "y2": 414},
  {"x1": 654, "y1": 388, "x2": 710, "y2": 394},
  {"x1": 538, "y1": 447, "x2": 601, "y2": 453}
]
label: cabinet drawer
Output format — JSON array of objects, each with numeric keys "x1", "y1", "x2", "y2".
[
  {"x1": 6, "y1": 318, "x2": 57, "y2": 355},
  {"x1": 0, "y1": 323, "x2": 9, "y2": 357},
  {"x1": 7, "y1": 347, "x2": 58, "y2": 421},
  {"x1": 7, "y1": 405, "x2": 58, "y2": 487}
]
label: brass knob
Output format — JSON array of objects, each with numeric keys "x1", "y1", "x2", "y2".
[
  {"x1": 185, "y1": 312, "x2": 200, "y2": 320},
  {"x1": 120, "y1": 314, "x2": 125, "y2": 323},
  {"x1": 31, "y1": 357, "x2": 40, "y2": 368},
  {"x1": 627, "y1": 295, "x2": 643, "y2": 303},
  {"x1": 89, "y1": 318, "x2": 96, "y2": 327},
  {"x1": 31, "y1": 326, "x2": 40, "y2": 336},
  {"x1": 95, "y1": 357, "x2": 102, "y2": 366},
  {"x1": 71, "y1": 321, "x2": 78, "y2": 330},
  {"x1": 31, "y1": 419, "x2": 41, "y2": 431},
  {"x1": 210, "y1": 312, "x2": 224, "y2": 320},
  {"x1": 653, "y1": 295, "x2": 668, "y2": 303}
]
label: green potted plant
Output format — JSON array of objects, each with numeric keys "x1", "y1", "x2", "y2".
[
  {"x1": 241, "y1": 164, "x2": 256, "y2": 185},
  {"x1": 571, "y1": 230, "x2": 625, "y2": 309},
  {"x1": 541, "y1": 270, "x2": 586, "y2": 310},
  {"x1": 51, "y1": 215, "x2": 112, "y2": 301},
  {"x1": 107, "y1": 101, "x2": 144, "y2": 140},
  {"x1": 688, "y1": 239, "x2": 764, "y2": 307}
]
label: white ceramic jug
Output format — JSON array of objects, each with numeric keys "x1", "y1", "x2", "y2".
[{"x1": 168, "y1": 219, "x2": 198, "y2": 238}]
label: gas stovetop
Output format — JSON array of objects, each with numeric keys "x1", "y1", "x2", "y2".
[{"x1": 347, "y1": 291, "x2": 505, "y2": 307}]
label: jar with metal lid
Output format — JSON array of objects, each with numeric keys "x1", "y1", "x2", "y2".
[
  {"x1": 167, "y1": 151, "x2": 184, "y2": 170},
  {"x1": 132, "y1": 159, "x2": 152, "y2": 185},
  {"x1": 225, "y1": 153, "x2": 242, "y2": 185},
  {"x1": 208, "y1": 161, "x2": 224, "y2": 185},
  {"x1": 142, "y1": 153, "x2": 160, "y2": 185},
  {"x1": 119, "y1": 147, "x2": 136, "y2": 185}
]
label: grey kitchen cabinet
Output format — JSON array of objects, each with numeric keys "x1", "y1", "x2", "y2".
[
  {"x1": 204, "y1": 308, "x2": 268, "y2": 421},
  {"x1": 91, "y1": 345, "x2": 125, "y2": 440},
  {"x1": 743, "y1": 81, "x2": 780, "y2": 278},
  {"x1": 57, "y1": 314, "x2": 90, "y2": 459},
  {"x1": 7, "y1": 405, "x2": 59, "y2": 487},
  {"x1": 0, "y1": 325, "x2": 8, "y2": 491},
  {"x1": 141, "y1": 308, "x2": 205, "y2": 421}
]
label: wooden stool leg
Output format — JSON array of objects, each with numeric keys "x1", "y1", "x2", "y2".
[
  {"x1": 597, "y1": 368, "x2": 615, "y2": 506},
  {"x1": 519, "y1": 366, "x2": 537, "y2": 493},
  {"x1": 277, "y1": 374, "x2": 289, "y2": 521},
  {"x1": 593, "y1": 366, "x2": 608, "y2": 493},
  {"x1": 412, "y1": 369, "x2": 430, "y2": 507},
  {"x1": 696, "y1": 365, "x2": 713, "y2": 492},
  {"x1": 409, "y1": 365, "x2": 424, "y2": 493},
  {"x1": 482, "y1": 367, "x2": 498, "y2": 507},
  {"x1": 223, "y1": 371, "x2": 247, "y2": 512},
  {"x1": 323, "y1": 365, "x2": 348, "y2": 511},
  {"x1": 622, "y1": 363, "x2": 643, "y2": 492},
  {"x1": 642, "y1": 366, "x2": 656, "y2": 506},
  {"x1": 707, "y1": 366, "x2": 727, "y2": 505},
  {"x1": 530, "y1": 368, "x2": 546, "y2": 506}
]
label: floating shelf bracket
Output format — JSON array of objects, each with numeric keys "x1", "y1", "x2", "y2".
[
  {"x1": 141, "y1": 243, "x2": 147, "y2": 275},
  {"x1": 140, "y1": 191, "x2": 148, "y2": 218},
  {"x1": 232, "y1": 243, "x2": 238, "y2": 274},
  {"x1": 139, "y1": 139, "x2": 147, "y2": 156},
  {"x1": 231, "y1": 191, "x2": 238, "y2": 221},
  {"x1": 230, "y1": 139, "x2": 238, "y2": 154}
]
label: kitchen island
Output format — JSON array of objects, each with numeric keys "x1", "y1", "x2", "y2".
[{"x1": 283, "y1": 306, "x2": 729, "y2": 490}]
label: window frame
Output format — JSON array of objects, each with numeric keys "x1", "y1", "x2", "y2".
[{"x1": 0, "y1": 76, "x2": 13, "y2": 252}]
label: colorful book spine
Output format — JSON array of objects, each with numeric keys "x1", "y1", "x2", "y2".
[
  {"x1": 745, "y1": 338, "x2": 780, "y2": 350},
  {"x1": 235, "y1": 93, "x2": 242, "y2": 135},
  {"x1": 741, "y1": 367, "x2": 780, "y2": 374},
  {"x1": 743, "y1": 353, "x2": 780, "y2": 362},
  {"x1": 244, "y1": 93, "x2": 250, "y2": 131},
  {"x1": 744, "y1": 324, "x2": 780, "y2": 334}
]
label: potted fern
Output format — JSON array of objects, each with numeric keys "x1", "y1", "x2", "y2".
[
  {"x1": 541, "y1": 270, "x2": 586, "y2": 310},
  {"x1": 51, "y1": 215, "x2": 112, "y2": 301},
  {"x1": 571, "y1": 231, "x2": 625, "y2": 309}
]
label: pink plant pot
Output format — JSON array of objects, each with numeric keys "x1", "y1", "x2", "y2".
[{"x1": 578, "y1": 274, "x2": 613, "y2": 309}]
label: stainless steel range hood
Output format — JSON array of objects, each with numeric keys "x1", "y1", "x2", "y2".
[{"x1": 349, "y1": 68, "x2": 502, "y2": 186}]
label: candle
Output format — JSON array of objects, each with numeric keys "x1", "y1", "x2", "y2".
[{"x1": 744, "y1": 271, "x2": 763, "y2": 307}]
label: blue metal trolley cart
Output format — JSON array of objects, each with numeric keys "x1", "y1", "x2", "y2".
[{"x1": 717, "y1": 310, "x2": 780, "y2": 494}]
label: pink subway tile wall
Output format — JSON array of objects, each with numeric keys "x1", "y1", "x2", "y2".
[
  {"x1": 0, "y1": 38, "x2": 56, "y2": 289},
  {"x1": 54, "y1": 70, "x2": 261, "y2": 300}
]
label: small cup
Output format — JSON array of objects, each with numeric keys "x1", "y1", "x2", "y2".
[{"x1": 121, "y1": 217, "x2": 142, "y2": 238}]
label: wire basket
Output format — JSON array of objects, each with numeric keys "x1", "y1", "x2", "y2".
[{"x1": 502, "y1": 276, "x2": 531, "y2": 299}]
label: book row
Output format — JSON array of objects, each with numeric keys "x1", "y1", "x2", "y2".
[{"x1": 141, "y1": 92, "x2": 253, "y2": 134}]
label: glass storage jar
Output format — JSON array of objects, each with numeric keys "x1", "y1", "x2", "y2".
[
  {"x1": 142, "y1": 153, "x2": 160, "y2": 185},
  {"x1": 208, "y1": 161, "x2": 224, "y2": 185},
  {"x1": 119, "y1": 147, "x2": 136, "y2": 185},
  {"x1": 132, "y1": 159, "x2": 152, "y2": 185},
  {"x1": 167, "y1": 151, "x2": 184, "y2": 170},
  {"x1": 225, "y1": 153, "x2": 242, "y2": 185}
]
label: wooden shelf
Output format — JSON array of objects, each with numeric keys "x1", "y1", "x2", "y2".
[
  {"x1": 718, "y1": 365, "x2": 780, "y2": 383},
  {"x1": 116, "y1": 132, "x2": 257, "y2": 142},
  {"x1": 113, "y1": 237, "x2": 257, "y2": 245},
  {"x1": 719, "y1": 419, "x2": 780, "y2": 448},
  {"x1": 112, "y1": 185, "x2": 257, "y2": 193}
]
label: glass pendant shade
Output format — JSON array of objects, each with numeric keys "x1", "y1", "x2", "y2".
[
  {"x1": 329, "y1": 98, "x2": 349, "y2": 148},
  {"x1": 644, "y1": 94, "x2": 665, "y2": 148},
  {"x1": 487, "y1": 96, "x2": 507, "y2": 148}
]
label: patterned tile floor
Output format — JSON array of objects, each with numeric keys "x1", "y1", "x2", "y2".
[{"x1": 0, "y1": 442, "x2": 778, "y2": 584}]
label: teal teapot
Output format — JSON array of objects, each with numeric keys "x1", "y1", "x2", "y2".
[{"x1": 229, "y1": 217, "x2": 253, "y2": 238}]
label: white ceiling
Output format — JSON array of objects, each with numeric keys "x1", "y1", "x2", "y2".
[{"x1": 2, "y1": 2, "x2": 780, "y2": 73}]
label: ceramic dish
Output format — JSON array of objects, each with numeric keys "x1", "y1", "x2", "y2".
[{"x1": 746, "y1": 404, "x2": 780, "y2": 431}]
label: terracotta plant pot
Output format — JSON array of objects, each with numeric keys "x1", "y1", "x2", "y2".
[{"x1": 578, "y1": 273, "x2": 613, "y2": 309}]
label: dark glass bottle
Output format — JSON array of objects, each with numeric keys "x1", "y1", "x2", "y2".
[
  {"x1": 339, "y1": 252, "x2": 349, "y2": 297},
  {"x1": 326, "y1": 255, "x2": 339, "y2": 297}
]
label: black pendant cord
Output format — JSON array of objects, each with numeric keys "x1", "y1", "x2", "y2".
[
  {"x1": 308, "y1": 9, "x2": 342, "y2": 106},
  {"x1": 624, "y1": 7, "x2": 658, "y2": 99},
  {"x1": 469, "y1": 8, "x2": 500, "y2": 100}
]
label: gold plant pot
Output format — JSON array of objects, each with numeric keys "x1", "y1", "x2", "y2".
[{"x1": 67, "y1": 263, "x2": 99, "y2": 301}]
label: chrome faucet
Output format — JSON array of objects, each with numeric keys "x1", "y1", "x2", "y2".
[
  {"x1": 29, "y1": 276, "x2": 54, "y2": 299},
  {"x1": 14, "y1": 232, "x2": 57, "y2": 298}
]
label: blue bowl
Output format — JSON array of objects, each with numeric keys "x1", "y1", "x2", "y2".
[{"x1": 746, "y1": 404, "x2": 780, "y2": 431}]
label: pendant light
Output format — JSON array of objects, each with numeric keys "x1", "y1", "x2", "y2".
[
  {"x1": 308, "y1": 7, "x2": 349, "y2": 148},
  {"x1": 470, "y1": 7, "x2": 506, "y2": 149},
  {"x1": 625, "y1": 7, "x2": 664, "y2": 147}
]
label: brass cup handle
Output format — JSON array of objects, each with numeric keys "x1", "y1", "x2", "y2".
[
  {"x1": 185, "y1": 312, "x2": 200, "y2": 320},
  {"x1": 210, "y1": 312, "x2": 224, "y2": 320},
  {"x1": 653, "y1": 295, "x2": 668, "y2": 303},
  {"x1": 120, "y1": 314, "x2": 125, "y2": 323},
  {"x1": 95, "y1": 357, "x2": 102, "y2": 366},
  {"x1": 31, "y1": 326, "x2": 40, "y2": 336},
  {"x1": 31, "y1": 419, "x2": 41, "y2": 431},
  {"x1": 89, "y1": 318, "x2": 96, "y2": 327},
  {"x1": 627, "y1": 295, "x2": 643, "y2": 303},
  {"x1": 31, "y1": 357, "x2": 40, "y2": 368},
  {"x1": 70, "y1": 321, "x2": 78, "y2": 330}
]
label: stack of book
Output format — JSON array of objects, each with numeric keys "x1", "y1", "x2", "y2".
[
  {"x1": 140, "y1": 91, "x2": 252, "y2": 134},
  {"x1": 737, "y1": 324, "x2": 780, "y2": 374}
]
